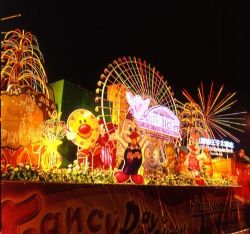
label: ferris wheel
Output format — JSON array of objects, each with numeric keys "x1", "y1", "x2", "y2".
[{"x1": 95, "y1": 56, "x2": 178, "y2": 140}]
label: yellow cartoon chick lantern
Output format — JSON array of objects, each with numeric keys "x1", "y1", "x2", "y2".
[{"x1": 66, "y1": 109, "x2": 100, "y2": 160}]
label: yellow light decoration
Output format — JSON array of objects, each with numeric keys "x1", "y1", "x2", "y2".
[
  {"x1": 41, "y1": 139, "x2": 63, "y2": 170},
  {"x1": 212, "y1": 157, "x2": 233, "y2": 177},
  {"x1": 36, "y1": 111, "x2": 67, "y2": 170}
]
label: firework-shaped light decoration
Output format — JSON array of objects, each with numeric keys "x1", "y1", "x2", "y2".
[
  {"x1": 180, "y1": 82, "x2": 246, "y2": 143},
  {"x1": 1, "y1": 29, "x2": 49, "y2": 97}
]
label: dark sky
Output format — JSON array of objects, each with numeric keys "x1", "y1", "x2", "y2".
[{"x1": 2, "y1": 0, "x2": 250, "y2": 151}]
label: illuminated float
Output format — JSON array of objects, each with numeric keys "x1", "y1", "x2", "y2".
[
  {"x1": 1, "y1": 30, "x2": 249, "y2": 234},
  {"x1": 0, "y1": 30, "x2": 247, "y2": 186}
]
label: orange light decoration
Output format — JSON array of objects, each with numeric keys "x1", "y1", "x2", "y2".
[
  {"x1": 179, "y1": 82, "x2": 246, "y2": 143},
  {"x1": 107, "y1": 84, "x2": 129, "y2": 125},
  {"x1": 1, "y1": 28, "x2": 58, "y2": 170},
  {"x1": 1, "y1": 92, "x2": 44, "y2": 149},
  {"x1": 1, "y1": 29, "x2": 56, "y2": 159},
  {"x1": 1, "y1": 29, "x2": 50, "y2": 97}
]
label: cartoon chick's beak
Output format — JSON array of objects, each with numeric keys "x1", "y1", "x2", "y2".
[{"x1": 130, "y1": 131, "x2": 139, "y2": 145}]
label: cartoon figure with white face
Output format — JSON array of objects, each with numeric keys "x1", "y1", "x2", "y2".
[{"x1": 111, "y1": 112, "x2": 148, "y2": 184}]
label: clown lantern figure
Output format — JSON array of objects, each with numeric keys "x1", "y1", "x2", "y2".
[
  {"x1": 111, "y1": 112, "x2": 148, "y2": 184},
  {"x1": 66, "y1": 109, "x2": 100, "y2": 166}
]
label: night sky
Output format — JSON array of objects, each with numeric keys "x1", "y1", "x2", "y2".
[{"x1": 2, "y1": 0, "x2": 250, "y2": 152}]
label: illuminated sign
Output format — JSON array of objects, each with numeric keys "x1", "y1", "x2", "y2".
[
  {"x1": 126, "y1": 92, "x2": 180, "y2": 139},
  {"x1": 199, "y1": 137, "x2": 234, "y2": 156}
]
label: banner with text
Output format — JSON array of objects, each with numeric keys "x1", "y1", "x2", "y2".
[{"x1": 1, "y1": 182, "x2": 250, "y2": 234}]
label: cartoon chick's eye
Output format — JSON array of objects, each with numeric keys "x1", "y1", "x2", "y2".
[
  {"x1": 129, "y1": 127, "x2": 132, "y2": 132},
  {"x1": 79, "y1": 120, "x2": 82, "y2": 124}
]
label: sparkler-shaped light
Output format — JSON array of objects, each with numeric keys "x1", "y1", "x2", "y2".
[{"x1": 1, "y1": 29, "x2": 49, "y2": 97}]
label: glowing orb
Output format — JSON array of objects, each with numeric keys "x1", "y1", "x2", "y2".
[{"x1": 67, "y1": 109, "x2": 100, "y2": 149}]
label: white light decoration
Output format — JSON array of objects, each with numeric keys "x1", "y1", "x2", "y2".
[
  {"x1": 199, "y1": 137, "x2": 234, "y2": 156},
  {"x1": 126, "y1": 91, "x2": 150, "y2": 119},
  {"x1": 126, "y1": 91, "x2": 180, "y2": 139}
]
